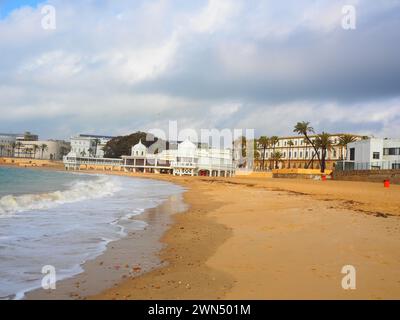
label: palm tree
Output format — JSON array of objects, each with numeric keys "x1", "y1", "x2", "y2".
[
  {"x1": 258, "y1": 136, "x2": 269, "y2": 171},
  {"x1": 32, "y1": 145, "x2": 39, "y2": 159},
  {"x1": 314, "y1": 132, "x2": 333, "y2": 173},
  {"x1": 10, "y1": 142, "x2": 16, "y2": 157},
  {"x1": 294, "y1": 121, "x2": 321, "y2": 168},
  {"x1": 25, "y1": 147, "x2": 33, "y2": 158},
  {"x1": 0, "y1": 145, "x2": 4, "y2": 157},
  {"x1": 338, "y1": 134, "x2": 357, "y2": 160},
  {"x1": 271, "y1": 151, "x2": 283, "y2": 169},
  {"x1": 15, "y1": 142, "x2": 23, "y2": 158},
  {"x1": 39, "y1": 144, "x2": 48, "y2": 159},
  {"x1": 253, "y1": 140, "x2": 261, "y2": 170},
  {"x1": 93, "y1": 138, "x2": 101, "y2": 157},
  {"x1": 88, "y1": 147, "x2": 94, "y2": 157},
  {"x1": 287, "y1": 140, "x2": 294, "y2": 169},
  {"x1": 59, "y1": 146, "x2": 70, "y2": 158},
  {"x1": 80, "y1": 150, "x2": 87, "y2": 157},
  {"x1": 269, "y1": 136, "x2": 279, "y2": 169}
]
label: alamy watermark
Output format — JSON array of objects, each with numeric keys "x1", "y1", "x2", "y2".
[
  {"x1": 341, "y1": 265, "x2": 356, "y2": 290},
  {"x1": 41, "y1": 5, "x2": 56, "y2": 30},
  {"x1": 41, "y1": 265, "x2": 57, "y2": 290},
  {"x1": 342, "y1": 5, "x2": 357, "y2": 30}
]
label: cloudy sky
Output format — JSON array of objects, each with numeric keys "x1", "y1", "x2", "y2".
[{"x1": 0, "y1": 0, "x2": 399, "y2": 140}]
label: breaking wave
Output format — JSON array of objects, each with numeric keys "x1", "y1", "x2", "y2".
[{"x1": 0, "y1": 177, "x2": 121, "y2": 216}]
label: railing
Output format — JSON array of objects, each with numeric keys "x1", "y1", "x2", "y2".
[
  {"x1": 336, "y1": 160, "x2": 400, "y2": 171},
  {"x1": 171, "y1": 161, "x2": 196, "y2": 168}
]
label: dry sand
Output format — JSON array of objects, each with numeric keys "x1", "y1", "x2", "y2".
[{"x1": 90, "y1": 175, "x2": 400, "y2": 300}]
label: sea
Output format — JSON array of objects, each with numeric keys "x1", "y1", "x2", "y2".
[{"x1": 0, "y1": 167, "x2": 184, "y2": 299}]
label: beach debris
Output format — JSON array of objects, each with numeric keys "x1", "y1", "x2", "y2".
[{"x1": 132, "y1": 266, "x2": 142, "y2": 272}]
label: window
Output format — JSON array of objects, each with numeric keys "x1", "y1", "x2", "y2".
[
  {"x1": 392, "y1": 163, "x2": 400, "y2": 169},
  {"x1": 294, "y1": 152, "x2": 297, "y2": 158},
  {"x1": 350, "y1": 148, "x2": 355, "y2": 161},
  {"x1": 333, "y1": 150, "x2": 337, "y2": 158},
  {"x1": 384, "y1": 148, "x2": 400, "y2": 156},
  {"x1": 373, "y1": 152, "x2": 380, "y2": 160},
  {"x1": 300, "y1": 152, "x2": 303, "y2": 158}
]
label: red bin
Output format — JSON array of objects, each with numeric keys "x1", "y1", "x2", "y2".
[{"x1": 384, "y1": 180, "x2": 390, "y2": 188}]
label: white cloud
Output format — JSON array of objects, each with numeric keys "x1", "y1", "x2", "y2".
[{"x1": 0, "y1": 0, "x2": 399, "y2": 140}]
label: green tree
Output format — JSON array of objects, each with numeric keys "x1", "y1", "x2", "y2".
[
  {"x1": 39, "y1": 144, "x2": 48, "y2": 159},
  {"x1": 92, "y1": 138, "x2": 101, "y2": 157},
  {"x1": 268, "y1": 136, "x2": 279, "y2": 169},
  {"x1": 338, "y1": 134, "x2": 357, "y2": 160},
  {"x1": 314, "y1": 132, "x2": 333, "y2": 173},
  {"x1": 15, "y1": 142, "x2": 23, "y2": 158},
  {"x1": 287, "y1": 140, "x2": 294, "y2": 169},
  {"x1": 294, "y1": 121, "x2": 321, "y2": 168},
  {"x1": 271, "y1": 151, "x2": 283, "y2": 169},
  {"x1": 10, "y1": 142, "x2": 16, "y2": 157},
  {"x1": 32, "y1": 145, "x2": 39, "y2": 159},
  {"x1": 258, "y1": 136, "x2": 269, "y2": 171}
]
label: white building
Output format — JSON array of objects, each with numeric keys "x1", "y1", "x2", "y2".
[
  {"x1": 340, "y1": 138, "x2": 400, "y2": 170},
  {"x1": 17, "y1": 140, "x2": 70, "y2": 160},
  {"x1": 0, "y1": 133, "x2": 17, "y2": 157},
  {"x1": 122, "y1": 139, "x2": 235, "y2": 176},
  {"x1": 64, "y1": 139, "x2": 235, "y2": 177},
  {"x1": 70, "y1": 134, "x2": 114, "y2": 158},
  {"x1": 256, "y1": 134, "x2": 363, "y2": 170}
]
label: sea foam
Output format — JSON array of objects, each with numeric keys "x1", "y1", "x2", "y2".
[{"x1": 0, "y1": 176, "x2": 120, "y2": 216}]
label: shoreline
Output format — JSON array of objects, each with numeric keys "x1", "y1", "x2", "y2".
[
  {"x1": 0, "y1": 164, "x2": 188, "y2": 300},
  {"x1": 25, "y1": 192, "x2": 187, "y2": 300},
  {"x1": 2, "y1": 164, "x2": 400, "y2": 299}
]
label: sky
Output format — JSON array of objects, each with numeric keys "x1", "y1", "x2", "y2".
[{"x1": 0, "y1": 0, "x2": 399, "y2": 141}]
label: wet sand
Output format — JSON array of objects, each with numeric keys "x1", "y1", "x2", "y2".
[
  {"x1": 92, "y1": 175, "x2": 400, "y2": 300},
  {"x1": 25, "y1": 189, "x2": 186, "y2": 299}
]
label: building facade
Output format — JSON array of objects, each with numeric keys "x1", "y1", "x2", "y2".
[
  {"x1": 0, "y1": 134, "x2": 17, "y2": 157},
  {"x1": 0, "y1": 132, "x2": 39, "y2": 157},
  {"x1": 64, "y1": 139, "x2": 235, "y2": 177},
  {"x1": 255, "y1": 134, "x2": 362, "y2": 170},
  {"x1": 70, "y1": 134, "x2": 114, "y2": 158},
  {"x1": 123, "y1": 139, "x2": 235, "y2": 176},
  {"x1": 339, "y1": 138, "x2": 400, "y2": 170},
  {"x1": 16, "y1": 140, "x2": 70, "y2": 160}
]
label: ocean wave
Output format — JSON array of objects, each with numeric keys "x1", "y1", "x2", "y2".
[{"x1": 0, "y1": 177, "x2": 120, "y2": 216}]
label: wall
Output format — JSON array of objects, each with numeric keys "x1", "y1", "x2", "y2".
[
  {"x1": 333, "y1": 169, "x2": 400, "y2": 185},
  {"x1": 272, "y1": 168, "x2": 332, "y2": 180},
  {"x1": 0, "y1": 157, "x2": 64, "y2": 168}
]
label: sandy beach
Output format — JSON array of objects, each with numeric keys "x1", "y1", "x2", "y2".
[
  {"x1": 2, "y1": 162, "x2": 400, "y2": 300},
  {"x1": 85, "y1": 174, "x2": 400, "y2": 300}
]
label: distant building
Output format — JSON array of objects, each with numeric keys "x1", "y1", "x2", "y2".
[
  {"x1": 64, "y1": 139, "x2": 235, "y2": 177},
  {"x1": 17, "y1": 140, "x2": 70, "y2": 160},
  {"x1": 255, "y1": 134, "x2": 363, "y2": 170},
  {"x1": 16, "y1": 131, "x2": 39, "y2": 142},
  {"x1": 122, "y1": 139, "x2": 234, "y2": 176},
  {"x1": 0, "y1": 133, "x2": 17, "y2": 157},
  {"x1": 70, "y1": 134, "x2": 114, "y2": 158},
  {"x1": 339, "y1": 138, "x2": 400, "y2": 170},
  {"x1": 0, "y1": 132, "x2": 39, "y2": 157}
]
